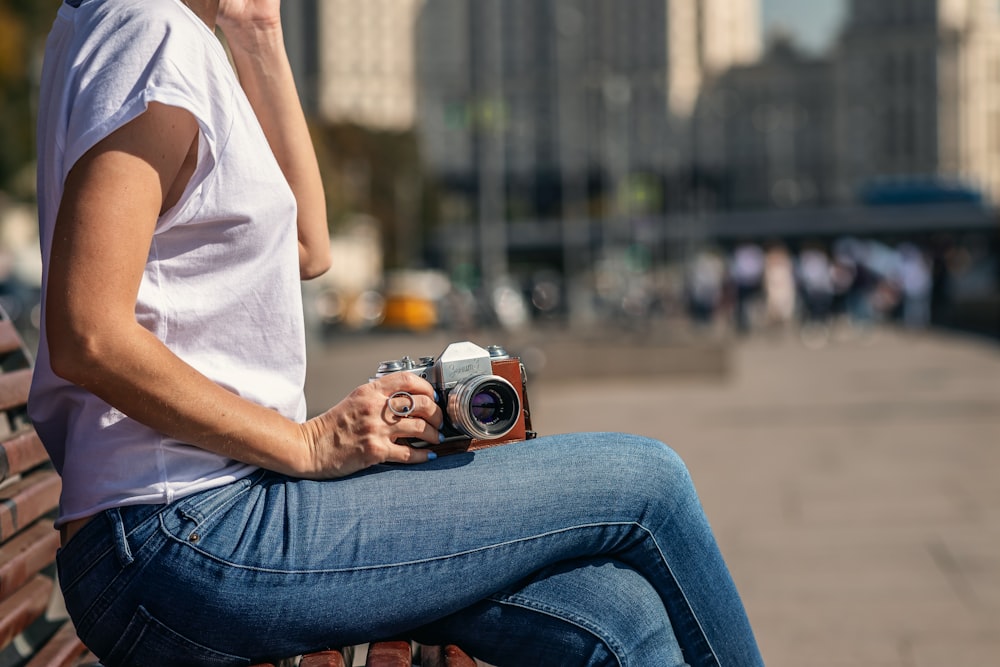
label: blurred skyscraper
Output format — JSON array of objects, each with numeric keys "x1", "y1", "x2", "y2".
[
  {"x1": 283, "y1": 0, "x2": 425, "y2": 131},
  {"x1": 280, "y1": 0, "x2": 320, "y2": 116},
  {"x1": 697, "y1": 35, "x2": 838, "y2": 210},
  {"x1": 414, "y1": 0, "x2": 761, "y2": 223},
  {"x1": 280, "y1": 0, "x2": 1000, "y2": 227},
  {"x1": 835, "y1": 0, "x2": 1000, "y2": 203}
]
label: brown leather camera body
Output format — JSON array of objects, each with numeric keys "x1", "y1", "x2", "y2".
[{"x1": 430, "y1": 356, "x2": 536, "y2": 456}]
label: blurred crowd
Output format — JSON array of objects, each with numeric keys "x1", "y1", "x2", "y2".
[
  {"x1": 298, "y1": 235, "x2": 999, "y2": 345},
  {"x1": 682, "y1": 238, "x2": 940, "y2": 347}
]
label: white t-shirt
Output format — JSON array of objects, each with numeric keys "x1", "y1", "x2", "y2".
[{"x1": 30, "y1": 0, "x2": 309, "y2": 526}]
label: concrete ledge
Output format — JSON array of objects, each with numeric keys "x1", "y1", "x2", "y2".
[{"x1": 501, "y1": 333, "x2": 731, "y2": 384}]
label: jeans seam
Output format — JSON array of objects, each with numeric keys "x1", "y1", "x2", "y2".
[
  {"x1": 489, "y1": 595, "x2": 624, "y2": 667},
  {"x1": 58, "y1": 541, "x2": 115, "y2": 592},
  {"x1": 73, "y1": 525, "x2": 170, "y2": 645},
  {"x1": 161, "y1": 520, "x2": 640, "y2": 574},
  {"x1": 638, "y1": 522, "x2": 721, "y2": 667}
]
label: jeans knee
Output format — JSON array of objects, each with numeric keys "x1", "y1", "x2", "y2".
[
  {"x1": 432, "y1": 557, "x2": 687, "y2": 667},
  {"x1": 613, "y1": 434, "x2": 696, "y2": 501},
  {"x1": 509, "y1": 558, "x2": 687, "y2": 667}
]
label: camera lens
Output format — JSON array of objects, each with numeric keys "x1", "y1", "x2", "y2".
[
  {"x1": 471, "y1": 389, "x2": 501, "y2": 423},
  {"x1": 448, "y1": 375, "x2": 520, "y2": 440}
]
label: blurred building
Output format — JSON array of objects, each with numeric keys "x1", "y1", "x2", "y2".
[
  {"x1": 698, "y1": 35, "x2": 838, "y2": 210},
  {"x1": 414, "y1": 0, "x2": 762, "y2": 222},
  {"x1": 283, "y1": 0, "x2": 424, "y2": 131},
  {"x1": 835, "y1": 0, "x2": 1000, "y2": 203},
  {"x1": 280, "y1": 0, "x2": 321, "y2": 116},
  {"x1": 278, "y1": 0, "x2": 1000, "y2": 262}
]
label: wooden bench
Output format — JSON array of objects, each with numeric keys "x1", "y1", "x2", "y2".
[
  {"x1": 0, "y1": 311, "x2": 96, "y2": 666},
  {"x1": 252, "y1": 642, "x2": 479, "y2": 667},
  {"x1": 0, "y1": 309, "x2": 480, "y2": 667}
]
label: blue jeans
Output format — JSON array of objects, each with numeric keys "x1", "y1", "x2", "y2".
[{"x1": 57, "y1": 433, "x2": 762, "y2": 666}]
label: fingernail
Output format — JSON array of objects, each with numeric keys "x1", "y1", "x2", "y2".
[
  {"x1": 433, "y1": 390, "x2": 440, "y2": 402},
  {"x1": 427, "y1": 452, "x2": 438, "y2": 460},
  {"x1": 438, "y1": 432, "x2": 445, "y2": 443}
]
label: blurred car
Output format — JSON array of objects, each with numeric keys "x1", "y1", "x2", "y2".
[{"x1": 379, "y1": 269, "x2": 451, "y2": 332}]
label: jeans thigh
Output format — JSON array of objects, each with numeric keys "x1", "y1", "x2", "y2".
[
  {"x1": 142, "y1": 435, "x2": 688, "y2": 647},
  {"x1": 54, "y1": 434, "x2": 756, "y2": 665}
]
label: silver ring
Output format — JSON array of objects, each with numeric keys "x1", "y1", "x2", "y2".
[{"x1": 387, "y1": 391, "x2": 416, "y2": 418}]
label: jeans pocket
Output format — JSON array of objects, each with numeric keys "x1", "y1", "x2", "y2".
[
  {"x1": 169, "y1": 471, "x2": 265, "y2": 537},
  {"x1": 103, "y1": 605, "x2": 251, "y2": 667}
]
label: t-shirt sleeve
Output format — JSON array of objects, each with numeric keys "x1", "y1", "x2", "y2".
[{"x1": 62, "y1": 4, "x2": 231, "y2": 222}]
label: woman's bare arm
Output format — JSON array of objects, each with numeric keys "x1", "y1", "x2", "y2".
[
  {"x1": 45, "y1": 102, "x2": 437, "y2": 479},
  {"x1": 218, "y1": 7, "x2": 331, "y2": 279}
]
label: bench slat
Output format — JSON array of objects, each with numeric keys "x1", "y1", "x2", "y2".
[
  {"x1": 0, "y1": 429, "x2": 50, "y2": 483},
  {"x1": 0, "y1": 519, "x2": 58, "y2": 600},
  {"x1": 75, "y1": 649, "x2": 100, "y2": 665},
  {"x1": 23, "y1": 619, "x2": 88, "y2": 667},
  {"x1": 299, "y1": 650, "x2": 348, "y2": 667},
  {"x1": 0, "y1": 369, "x2": 32, "y2": 415},
  {"x1": 0, "y1": 573, "x2": 53, "y2": 649},
  {"x1": 364, "y1": 640, "x2": 411, "y2": 667},
  {"x1": 419, "y1": 644, "x2": 478, "y2": 667},
  {"x1": 0, "y1": 470, "x2": 61, "y2": 542},
  {"x1": 0, "y1": 321, "x2": 25, "y2": 361}
]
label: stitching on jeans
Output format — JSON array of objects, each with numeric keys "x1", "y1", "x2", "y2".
[
  {"x1": 164, "y1": 514, "x2": 722, "y2": 665},
  {"x1": 175, "y1": 472, "x2": 262, "y2": 526},
  {"x1": 636, "y1": 522, "x2": 721, "y2": 667},
  {"x1": 489, "y1": 595, "x2": 624, "y2": 667},
  {"x1": 167, "y1": 521, "x2": 638, "y2": 573}
]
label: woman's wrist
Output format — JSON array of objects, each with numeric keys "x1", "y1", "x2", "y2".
[{"x1": 219, "y1": 18, "x2": 284, "y2": 60}]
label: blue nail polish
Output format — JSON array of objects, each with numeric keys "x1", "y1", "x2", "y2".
[
  {"x1": 427, "y1": 452, "x2": 438, "y2": 460},
  {"x1": 433, "y1": 390, "x2": 440, "y2": 402},
  {"x1": 438, "y1": 432, "x2": 446, "y2": 443}
]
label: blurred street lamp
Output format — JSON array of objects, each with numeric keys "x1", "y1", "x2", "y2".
[
  {"x1": 472, "y1": 0, "x2": 509, "y2": 299},
  {"x1": 555, "y1": 0, "x2": 593, "y2": 325}
]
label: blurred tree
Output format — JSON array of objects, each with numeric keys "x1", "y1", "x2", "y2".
[
  {"x1": 0, "y1": 0, "x2": 60, "y2": 198},
  {"x1": 312, "y1": 123, "x2": 440, "y2": 270},
  {"x1": 0, "y1": 2, "x2": 444, "y2": 271}
]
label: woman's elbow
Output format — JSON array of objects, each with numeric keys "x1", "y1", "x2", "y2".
[
  {"x1": 47, "y1": 328, "x2": 104, "y2": 387},
  {"x1": 299, "y1": 245, "x2": 332, "y2": 280}
]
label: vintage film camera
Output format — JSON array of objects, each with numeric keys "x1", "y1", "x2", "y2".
[{"x1": 371, "y1": 341, "x2": 536, "y2": 456}]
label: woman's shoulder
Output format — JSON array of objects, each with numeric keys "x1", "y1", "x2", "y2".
[
  {"x1": 58, "y1": 0, "x2": 234, "y2": 166},
  {"x1": 74, "y1": 0, "x2": 220, "y2": 64},
  {"x1": 66, "y1": 0, "x2": 232, "y2": 103},
  {"x1": 81, "y1": 0, "x2": 207, "y2": 29}
]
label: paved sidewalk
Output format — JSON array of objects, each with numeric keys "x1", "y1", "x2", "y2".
[
  {"x1": 305, "y1": 326, "x2": 1000, "y2": 666},
  {"x1": 533, "y1": 328, "x2": 1000, "y2": 667}
]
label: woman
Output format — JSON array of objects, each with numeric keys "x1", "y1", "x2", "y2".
[{"x1": 32, "y1": 1, "x2": 764, "y2": 665}]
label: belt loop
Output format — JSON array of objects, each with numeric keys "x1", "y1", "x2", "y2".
[{"x1": 105, "y1": 508, "x2": 134, "y2": 567}]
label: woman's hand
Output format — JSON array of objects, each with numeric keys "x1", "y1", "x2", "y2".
[{"x1": 298, "y1": 374, "x2": 445, "y2": 478}]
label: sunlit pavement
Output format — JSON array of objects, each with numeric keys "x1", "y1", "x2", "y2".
[{"x1": 305, "y1": 325, "x2": 1000, "y2": 666}]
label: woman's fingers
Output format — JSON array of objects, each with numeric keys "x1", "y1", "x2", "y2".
[
  {"x1": 382, "y1": 442, "x2": 438, "y2": 465},
  {"x1": 387, "y1": 410, "x2": 443, "y2": 447},
  {"x1": 301, "y1": 373, "x2": 452, "y2": 476},
  {"x1": 375, "y1": 375, "x2": 444, "y2": 429}
]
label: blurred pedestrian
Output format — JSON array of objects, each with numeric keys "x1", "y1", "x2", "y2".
[
  {"x1": 729, "y1": 242, "x2": 765, "y2": 334},
  {"x1": 764, "y1": 242, "x2": 797, "y2": 332},
  {"x1": 897, "y1": 242, "x2": 932, "y2": 330},
  {"x1": 796, "y1": 244, "x2": 834, "y2": 346},
  {"x1": 686, "y1": 248, "x2": 726, "y2": 328}
]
